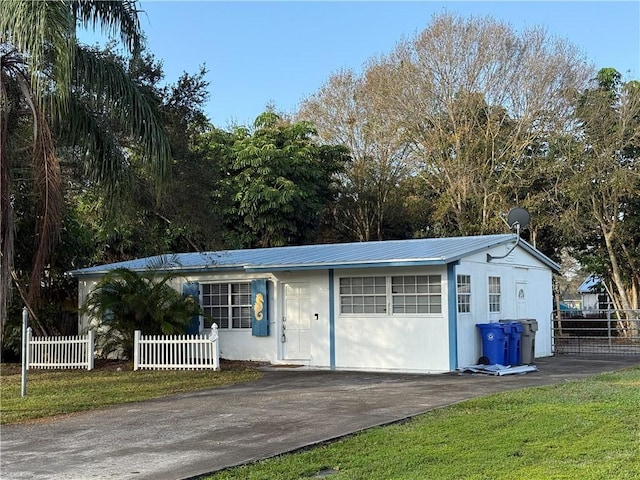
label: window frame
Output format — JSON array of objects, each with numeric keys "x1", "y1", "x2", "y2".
[
  {"x1": 391, "y1": 275, "x2": 442, "y2": 314},
  {"x1": 457, "y1": 274, "x2": 471, "y2": 314},
  {"x1": 488, "y1": 276, "x2": 502, "y2": 313},
  {"x1": 339, "y1": 276, "x2": 387, "y2": 314},
  {"x1": 201, "y1": 282, "x2": 252, "y2": 329},
  {"x1": 338, "y1": 274, "x2": 443, "y2": 316}
]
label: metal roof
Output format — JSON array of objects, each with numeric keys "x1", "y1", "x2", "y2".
[
  {"x1": 577, "y1": 274, "x2": 603, "y2": 293},
  {"x1": 67, "y1": 234, "x2": 560, "y2": 277}
]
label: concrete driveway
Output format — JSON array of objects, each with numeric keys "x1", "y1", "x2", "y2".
[{"x1": 1, "y1": 355, "x2": 638, "y2": 480}]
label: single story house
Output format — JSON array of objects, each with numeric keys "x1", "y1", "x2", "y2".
[
  {"x1": 578, "y1": 274, "x2": 613, "y2": 311},
  {"x1": 69, "y1": 234, "x2": 559, "y2": 374}
]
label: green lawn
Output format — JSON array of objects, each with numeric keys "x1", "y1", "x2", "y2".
[
  {"x1": 205, "y1": 366, "x2": 640, "y2": 480},
  {"x1": 0, "y1": 361, "x2": 262, "y2": 424}
]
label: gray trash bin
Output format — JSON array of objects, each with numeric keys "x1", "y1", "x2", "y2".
[{"x1": 518, "y1": 319, "x2": 538, "y2": 364}]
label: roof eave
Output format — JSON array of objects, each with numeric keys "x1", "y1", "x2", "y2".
[
  {"x1": 517, "y1": 239, "x2": 561, "y2": 273},
  {"x1": 67, "y1": 263, "x2": 248, "y2": 278},
  {"x1": 447, "y1": 235, "x2": 560, "y2": 273}
]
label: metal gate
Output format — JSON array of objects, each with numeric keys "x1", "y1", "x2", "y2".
[{"x1": 552, "y1": 309, "x2": 640, "y2": 356}]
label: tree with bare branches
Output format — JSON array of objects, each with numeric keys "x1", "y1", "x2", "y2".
[
  {"x1": 298, "y1": 13, "x2": 592, "y2": 242},
  {"x1": 297, "y1": 68, "x2": 411, "y2": 241},
  {"x1": 375, "y1": 13, "x2": 593, "y2": 236}
]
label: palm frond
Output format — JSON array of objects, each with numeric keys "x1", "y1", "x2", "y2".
[
  {"x1": 28, "y1": 107, "x2": 63, "y2": 314},
  {"x1": 145, "y1": 253, "x2": 182, "y2": 270},
  {"x1": 74, "y1": 45, "x2": 171, "y2": 187},
  {"x1": 70, "y1": 0, "x2": 143, "y2": 55},
  {"x1": 83, "y1": 268, "x2": 199, "y2": 358},
  {"x1": 1, "y1": 1, "x2": 154, "y2": 340},
  {"x1": 0, "y1": 0, "x2": 75, "y2": 118},
  {"x1": 61, "y1": 93, "x2": 133, "y2": 197},
  {"x1": 2, "y1": 53, "x2": 63, "y2": 311}
]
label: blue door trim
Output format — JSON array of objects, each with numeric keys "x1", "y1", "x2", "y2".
[
  {"x1": 447, "y1": 262, "x2": 459, "y2": 370},
  {"x1": 329, "y1": 269, "x2": 336, "y2": 370}
]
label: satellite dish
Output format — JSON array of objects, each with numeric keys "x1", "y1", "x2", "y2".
[
  {"x1": 488, "y1": 207, "x2": 530, "y2": 263},
  {"x1": 506, "y1": 207, "x2": 530, "y2": 230}
]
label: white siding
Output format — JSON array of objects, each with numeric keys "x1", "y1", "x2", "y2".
[
  {"x1": 173, "y1": 270, "x2": 331, "y2": 366},
  {"x1": 581, "y1": 293, "x2": 599, "y2": 311},
  {"x1": 455, "y1": 243, "x2": 554, "y2": 368},
  {"x1": 333, "y1": 266, "x2": 450, "y2": 373},
  {"x1": 75, "y1": 240, "x2": 555, "y2": 373},
  {"x1": 180, "y1": 272, "x2": 280, "y2": 363}
]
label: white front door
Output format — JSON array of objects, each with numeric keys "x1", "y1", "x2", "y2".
[{"x1": 283, "y1": 282, "x2": 310, "y2": 360}]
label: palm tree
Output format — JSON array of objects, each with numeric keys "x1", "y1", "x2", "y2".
[
  {"x1": 82, "y1": 268, "x2": 201, "y2": 359},
  {"x1": 0, "y1": 1, "x2": 171, "y2": 340}
]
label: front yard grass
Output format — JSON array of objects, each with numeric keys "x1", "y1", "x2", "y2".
[
  {"x1": 206, "y1": 366, "x2": 640, "y2": 480},
  {"x1": 0, "y1": 360, "x2": 262, "y2": 424}
]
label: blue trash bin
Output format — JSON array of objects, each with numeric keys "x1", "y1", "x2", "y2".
[
  {"x1": 476, "y1": 323, "x2": 510, "y2": 365},
  {"x1": 500, "y1": 320, "x2": 523, "y2": 366}
]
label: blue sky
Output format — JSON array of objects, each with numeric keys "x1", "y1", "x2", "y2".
[{"x1": 86, "y1": 1, "x2": 640, "y2": 128}]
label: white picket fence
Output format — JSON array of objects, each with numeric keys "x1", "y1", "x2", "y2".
[
  {"x1": 133, "y1": 325, "x2": 220, "y2": 371},
  {"x1": 26, "y1": 328, "x2": 95, "y2": 370},
  {"x1": 24, "y1": 326, "x2": 220, "y2": 372}
]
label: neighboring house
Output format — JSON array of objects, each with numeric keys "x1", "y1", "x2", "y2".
[
  {"x1": 69, "y1": 234, "x2": 559, "y2": 374},
  {"x1": 578, "y1": 274, "x2": 613, "y2": 311}
]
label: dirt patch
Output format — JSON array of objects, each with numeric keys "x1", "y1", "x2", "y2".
[
  {"x1": 1, "y1": 363, "x2": 23, "y2": 376},
  {"x1": 93, "y1": 359, "x2": 132, "y2": 371},
  {"x1": 219, "y1": 359, "x2": 270, "y2": 370},
  {"x1": 78, "y1": 358, "x2": 268, "y2": 372},
  {"x1": 93, "y1": 358, "x2": 269, "y2": 371}
]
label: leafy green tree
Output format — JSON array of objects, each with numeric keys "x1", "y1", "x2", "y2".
[
  {"x1": 0, "y1": 1, "x2": 171, "y2": 341},
  {"x1": 82, "y1": 268, "x2": 201, "y2": 359},
  {"x1": 218, "y1": 112, "x2": 349, "y2": 248},
  {"x1": 69, "y1": 49, "x2": 224, "y2": 262},
  {"x1": 3, "y1": 45, "x2": 217, "y2": 357},
  {"x1": 560, "y1": 69, "x2": 640, "y2": 316}
]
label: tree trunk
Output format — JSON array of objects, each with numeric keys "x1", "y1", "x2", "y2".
[{"x1": 603, "y1": 229, "x2": 633, "y2": 313}]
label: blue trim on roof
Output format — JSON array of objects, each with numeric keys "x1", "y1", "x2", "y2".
[
  {"x1": 245, "y1": 259, "x2": 448, "y2": 272},
  {"x1": 67, "y1": 234, "x2": 559, "y2": 277},
  {"x1": 447, "y1": 262, "x2": 458, "y2": 371}
]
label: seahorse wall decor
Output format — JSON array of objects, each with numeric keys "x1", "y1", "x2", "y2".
[{"x1": 254, "y1": 292, "x2": 264, "y2": 321}]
